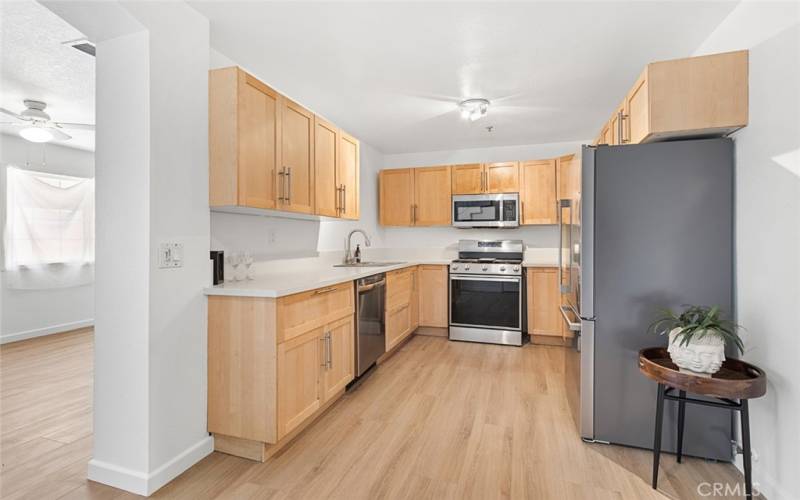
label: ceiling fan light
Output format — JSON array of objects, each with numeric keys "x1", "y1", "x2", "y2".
[
  {"x1": 459, "y1": 98, "x2": 490, "y2": 122},
  {"x1": 19, "y1": 126, "x2": 53, "y2": 143}
]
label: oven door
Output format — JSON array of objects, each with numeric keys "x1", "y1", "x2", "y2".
[
  {"x1": 452, "y1": 194, "x2": 519, "y2": 228},
  {"x1": 449, "y1": 274, "x2": 522, "y2": 330}
]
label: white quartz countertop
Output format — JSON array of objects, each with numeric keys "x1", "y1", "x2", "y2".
[{"x1": 203, "y1": 248, "x2": 558, "y2": 298}]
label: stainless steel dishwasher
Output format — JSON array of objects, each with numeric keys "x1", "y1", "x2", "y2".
[{"x1": 355, "y1": 273, "x2": 386, "y2": 377}]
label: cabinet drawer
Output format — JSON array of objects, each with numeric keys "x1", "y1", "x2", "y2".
[
  {"x1": 386, "y1": 303, "x2": 411, "y2": 351},
  {"x1": 386, "y1": 267, "x2": 414, "y2": 311},
  {"x1": 277, "y1": 281, "x2": 354, "y2": 343}
]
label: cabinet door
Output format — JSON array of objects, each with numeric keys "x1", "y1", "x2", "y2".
[
  {"x1": 557, "y1": 154, "x2": 580, "y2": 202},
  {"x1": 625, "y1": 69, "x2": 649, "y2": 145},
  {"x1": 386, "y1": 303, "x2": 411, "y2": 351},
  {"x1": 599, "y1": 123, "x2": 612, "y2": 145},
  {"x1": 280, "y1": 98, "x2": 315, "y2": 214},
  {"x1": 451, "y1": 164, "x2": 484, "y2": 194},
  {"x1": 238, "y1": 71, "x2": 279, "y2": 209},
  {"x1": 519, "y1": 159, "x2": 556, "y2": 225},
  {"x1": 485, "y1": 162, "x2": 519, "y2": 193},
  {"x1": 379, "y1": 169, "x2": 414, "y2": 226},
  {"x1": 314, "y1": 116, "x2": 339, "y2": 217},
  {"x1": 321, "y1": 315, "x2": 354, "y2": 403},
  {"x1": 277, "y1": 328, "x2": 322, "y2": 439},
  {"x1": 419, "y1": 265, "x2": 448, "y2": 328},
  {"x1": 410, "y1": 267, "x2": 419, "y2": 331},
  {"x1": 338, "y1": 131, "x2": 360, "y2": 220},
  {"x1": 526, "y1": 268, "x2": 560, "y2": 336},
  {"x1": 413, "y1": 166, "x2": 451, "y2": 226}
]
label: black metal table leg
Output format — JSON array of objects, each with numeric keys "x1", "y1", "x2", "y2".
[
  {"x1": 676, "y1": 390, "x2": 686, "y2": 463},
  {"x1": 741, "y1": 399, "x2": 752, "y2": 498},
  {"x1": 652, "y1": 383, "x2": 666, "y2": 489}
]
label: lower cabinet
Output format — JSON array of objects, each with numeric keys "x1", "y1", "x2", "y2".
[
  {"x1": 277, "y1": 328, "x2": 323, "y2": 439},
  {"x1": 419, "y1": 265, "x2": 448, "y2": 327},
  {"x1": 208, "y1": 281, "x2": 355, "y2": 461},
  {"x1": 386, "y1": 267, "x2": 417, "y2": 351},
  {"x1": 526, "y1": 267, "x2": 563, "y2": 339}
]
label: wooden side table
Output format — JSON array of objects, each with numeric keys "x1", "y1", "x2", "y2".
[{"x1": 638, "y1": 348, "x2": 766, "y2": 499}]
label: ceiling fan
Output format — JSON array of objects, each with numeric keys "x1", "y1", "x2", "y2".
[{"x1": 0, "y1": 100, "x2": 95, "y2": 143}]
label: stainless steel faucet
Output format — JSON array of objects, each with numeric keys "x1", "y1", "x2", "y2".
[{"x1": 344, "y1": 229, "x2": 371, "y2": 264}]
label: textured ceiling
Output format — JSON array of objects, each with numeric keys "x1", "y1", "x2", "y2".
[
  {"x1": 0, "y1": 0, "x2": 95, "y2": 151},
  {"x1": 191, "y1": 1, "x2": 737, "y2": 154}
]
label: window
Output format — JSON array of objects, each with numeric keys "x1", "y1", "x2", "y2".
[{"x1": 4, "y1": 166, "x2": 95, "y2": 268}]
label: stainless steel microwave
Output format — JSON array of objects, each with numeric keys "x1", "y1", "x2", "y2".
[{"x1": 452, "y1": 193, "x2": 519, "y2": 228}]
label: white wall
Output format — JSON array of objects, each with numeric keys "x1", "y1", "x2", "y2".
[
  {"x1": 381, "y1": 140, "x2": 585, "y2": 250},
  {"x1": 0, "y1": 134, "x2": 95, "y2": 343},
  {"x1": 694, "y1": 4, "x2": 800, "y2": 499}
]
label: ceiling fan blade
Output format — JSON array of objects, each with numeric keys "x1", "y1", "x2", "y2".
[
  {"x1": 0, "y1": 107, "x2": 25, "y2": 120},
  {"x1": 54, "y1": 122, "x2": 95, "y2": 131},
  {"x1": 49, "y1": 128, "x2": 72, "y2": 141}
]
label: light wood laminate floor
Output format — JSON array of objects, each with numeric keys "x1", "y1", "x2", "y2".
[{"x1": 1, "y1": 330, "x2": 747, "y2": 499}]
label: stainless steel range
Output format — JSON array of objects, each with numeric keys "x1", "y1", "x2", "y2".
[{"x1": 449, "y1": 239, "x2": 524, "y2": 346}]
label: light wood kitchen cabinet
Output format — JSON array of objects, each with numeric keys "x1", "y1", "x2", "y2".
[
  {"x1": 519, "y1": 159, "x2": 557, "y2": 225},
  {"x1": 596, "y1": 50, "x2": 748, "y2": 145},
  {"x1": 526, "y1": 267, "x2": 561, "y2": 338},
  {"x1": 410, "y1": 266, "x2": 420, "y2": 331},
  {"x1": 208, "y1": 281, "x2": 355, "y2": 461},
  {"x1": 379, "y1": 168, "x2": 414, "y2": 226},
  {"x1": 485, "y1": 162, "x2": 519, "y2": 193},
  {"x1": 279, "y1": 98, "x2": 315, "y2": 214},
  {"x1": 418, "y1": 265, "x2": 448, "y2": 328},
  {"x1": 386, "y1": 267, "x2": 416, "y2": 351},
  {"x1": 557, "y1": 154, "x2": 580, "y2": 203},
  {"x1": 450, "y1": 162, "x2": 519, "y2": 194},
  {"x1": 321, "y1": 315, "x2": 354, "y2": 403},
  {"x1": 338, "y1": 131, "x2": 360, "y2": 220},
  {"x1": 314, "y1": 116, "x2": 339, "y2": 217},
  {"x1": 209, "y1": 67, "x2": 280, "y2": 209},
  {"x1": 451, "y1": 164, "x2": 484, "y2": 194},
  {"x1": 413, "y1": 166, "x2": 452, "y2": 226},
  {"x1": 277, "y1": 327, "x2": 322, "y2": 439}
]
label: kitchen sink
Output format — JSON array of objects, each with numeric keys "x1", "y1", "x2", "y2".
[{"x1": 333, "y1": 261, "x2": 406, "y2": 268}]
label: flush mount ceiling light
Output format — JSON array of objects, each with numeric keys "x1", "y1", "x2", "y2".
[{"x1": 459, "y1": 98, "x2": 490, "y2": 121}]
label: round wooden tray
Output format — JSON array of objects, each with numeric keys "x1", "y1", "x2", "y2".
[{"x1": 639, "y1": 347, "x2": 766, "y2": 399}]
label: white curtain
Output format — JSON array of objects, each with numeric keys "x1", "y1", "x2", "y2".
[{"x1": 3, "y1": 166, "x2": 95, "y2": 289}]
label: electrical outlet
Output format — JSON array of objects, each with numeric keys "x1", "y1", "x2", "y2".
[
  {"x1": 159, "y1": 243, "x2": 183, "y2": 268},
  {"x1": 268, "y1": 230, "x2": 277, "y2": 244}
]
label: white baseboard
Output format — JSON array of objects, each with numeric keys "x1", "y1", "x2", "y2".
[
  {"x1": 88, "y1": 435, "x2": 214, "y2": 497},
  {"x1": 0, "y1": 319, "x2": 94, "y2": 344}
]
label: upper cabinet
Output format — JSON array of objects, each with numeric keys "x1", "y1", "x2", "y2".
[
  {"x1": 337, "y1": 131, "x2": 360, "y2": 220},
  {"x1": 485, "y1": 162, "x2": 519, "y2": 193},
  {"x1": 596, "y1": 50, "x2": 748, "y2": 145},
  {"x1": 520, "y1": 159, "x2": 557, "y2": 225},
  {"x1": 209, "y1": 67, "x2": 280, "y2": 209},
  {"x1": 556, "y1": 154, "x2": 580, "y2": 202},
  {"x1": 379, "y1": 168, "x2": 414, "y2": 226},
  {"x1": 451, "y1": 164, "x2": 484, "y2": 194},
  {"x1": 279, "y1": 99, "x2": 315, "y2": 214},
  {"x1": 379, "y1": 166, "x2": 451, "y2": 226},
  {"x1": 451, "y1": 162, "x2": 519, "y2": 194},
  {"x1": 209, "y1": 67, "x2": 359, "y2": 220},
  {"x1": 413, "y1": 166, "x2": 451, "y2": 226}
]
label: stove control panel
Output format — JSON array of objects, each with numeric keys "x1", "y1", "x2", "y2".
[{"x1": 450, "y1": 262, "x2": 523, "y2": 276}]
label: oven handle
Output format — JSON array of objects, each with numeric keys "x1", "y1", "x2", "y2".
[{"x1": 450, "y1": 274, "x2": 521, "y2": 283}]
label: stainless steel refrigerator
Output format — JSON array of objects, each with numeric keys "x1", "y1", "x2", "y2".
[{"x1": 563, "y1": 138, "x2": 735, "y2": 461}]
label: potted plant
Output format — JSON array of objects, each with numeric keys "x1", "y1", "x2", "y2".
[{"x1": 649, "y1": 305, "x2": 743, "y2": 376}]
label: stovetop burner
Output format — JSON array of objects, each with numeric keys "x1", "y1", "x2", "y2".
[{"x1": 452, "y1": 257, "x2": 522, "y2": 264}]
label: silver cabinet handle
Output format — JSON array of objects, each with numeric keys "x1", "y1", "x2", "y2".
[
  {"x1": 314, "y1": 286, "x2": 338, "y2": 295},
  {"x1": 320, "y1": 336, "x2": 327, "y2": 368},
  {"x1": 286, "y1": 167, "x2": 292, "y2": 204},
  {"x1": 617, "y1": 110, "x2": 629, "y2": 144},
  {"x1": 342, "y1": 184, "x2": 346, "y2": 213},
  {"x1": 325, "y1": 332, "x2": 332, "y2": 369},
  {"x1": 335, "y1": 185, "x2": 341, "y2": 214},
  {"x1": 277, "y1": 167, "x2": 285, "y2": 202}
]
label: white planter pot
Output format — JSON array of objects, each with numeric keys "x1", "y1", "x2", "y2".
[{"x1": 667, "y1": 328, "x2": 725, "y2": 376}]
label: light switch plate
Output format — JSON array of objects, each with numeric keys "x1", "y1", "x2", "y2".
[{"x1": 159, "y1": 243, "x2": 183, "y2": 268}]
